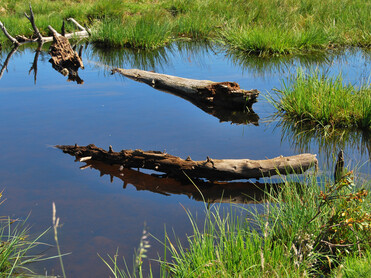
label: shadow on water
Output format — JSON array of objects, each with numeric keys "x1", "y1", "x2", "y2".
[{"x1": 69, "y1": 157, "x2": 285, "y2": 204}]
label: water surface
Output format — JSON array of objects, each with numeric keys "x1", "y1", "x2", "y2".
[{"x1": 0, "y1": 43, "x2": 369, "y2": 276}]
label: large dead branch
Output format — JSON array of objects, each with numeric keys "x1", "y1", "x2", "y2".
[
  {"x1": 0, "y1": 4, "x2": 89, "y2": 45},
  {"x1": 56, "y1": 144, "x2": 318, "y2": 181},
  {"x1": 75, "y1": 159, "x2": 289, "y2": 204},
  {"x1": 112, "y1": 68, "x2": 260, "y2": 109}
]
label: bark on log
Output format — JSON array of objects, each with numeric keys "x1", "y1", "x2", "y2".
[
  {"x1": 76, "y1": 159, "x2": 289, "y2": 204},
  {"x1": 112, "y1": 68, "x2": 260, "y2": 109},
  {"x1": 56, "y1": 144, "x2": 318, "y2": 181},
  {"x1": 48, "y1": 26, "x2": 84, "y2": 84}
]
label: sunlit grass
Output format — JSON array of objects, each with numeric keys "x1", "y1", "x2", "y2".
[
  {"x1": 0, "y1": 0, "x2": 369, "y2": 52},
  {"x1": 161, "y1": 171, "x2": 371, "y2": 277},
  {"x1": 270, "y1": 69, "x2": 371, "y2": 129}
]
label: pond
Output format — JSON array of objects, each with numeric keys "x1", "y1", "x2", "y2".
[{"x1": 0, "y1": 42, "x2": 370, "y2": 277}]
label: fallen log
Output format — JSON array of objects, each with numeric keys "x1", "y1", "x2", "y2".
[
  {"x1": 56, "y1": 144, "x2": 318, "y2": 181},
  {"x1": 112, "y1": 68, "x2": 260, "y2": 109},
  {"x1": 75, "y1": 159, "x2": 289, "y2": 204}
]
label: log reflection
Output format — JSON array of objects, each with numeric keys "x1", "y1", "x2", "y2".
[{"x1": 73, "y1": 157, "x2": 285, "y2": 204}]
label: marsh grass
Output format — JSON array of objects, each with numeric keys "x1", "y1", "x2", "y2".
[
  {"x1": 102, "y1": 168, "x2": 370, "y2": 277},
  {"x1": 331, "y1": 249, "x2": 371, "y2": 278},
  {"x1": 100, "y1": 224, "x2": 153, "y2": 278},
  {"x1": 270, "y1": 69, "x2": 371, "y2": 130},
  {"x1": 162, "y1": 171, "x2": 371, "y2": 277},
  {"x1": 0, "y1": 191, "x2": 55, "y2": 277},
  {"x1": 0, "y1": 0, "x2": 370, "y2": 53},
  {"x1": 91, "y1": 15, "x2": 172, "y2": 49}
]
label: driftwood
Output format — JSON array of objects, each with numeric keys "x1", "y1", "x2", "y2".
[
  {"x1": 0, "y1": 4, "x2": 88, "y2": 84},
  {"x1": 112, "y1": 68, "x2": 260, "y2": 109},
  {"x1": 48, "y1": 26, "x2": 85, "y2": 84},
  {"x1": 74, "y1": 159, "x2": 292, "y2": 204},
  {"x1": 56, "y1": 144, "x2": 318, "y2": 181},
  {"x1": 0, "y1": 4, "x2": 89, "y2": 45}
]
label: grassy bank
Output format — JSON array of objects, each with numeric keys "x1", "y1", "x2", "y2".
[
  {"x1": 103, "y1": 169, "x2": 371, "y2": 277},
  {"x1": 270, "y1": 69, "x2": 371, "y2": 130},
  {"x1": 0, "y1": 0, "x2": 370, "y2": 53}
]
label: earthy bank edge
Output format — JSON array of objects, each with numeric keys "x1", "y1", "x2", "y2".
[
  {"x1": 0, "y1": 0, "x2": 370, "y2": 53},
  {"x1": 56, "y1": 144, "x2": 318, "y2": 181}
]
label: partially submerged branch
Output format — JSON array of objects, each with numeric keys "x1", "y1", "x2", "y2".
[
  {"x1": 0, "y1": 21, "x2": 19, "y2": 45},
  {"x1": 112, "y1": 68, "x2": 260, "y2": 109},
  {"x1": 56, "y1": 144, "x2": 318, "y2": 181}
]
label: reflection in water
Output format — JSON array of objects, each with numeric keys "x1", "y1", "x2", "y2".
[
  {"x1": 87, "y1": 41, "x2": 217, "y2": 72},
  {"x1": 0, "y1": 42, "x2": 85, "y2": 84},
  {"x1": 278, "y1": 119, "x2": 371, "y2": 166},
  {"x1": 75, "y1": 158, "x2": 283, "y2": 204},
  {"x1": 115, "y1": 71, "x2": 260, "y2": 125},
  {"x1": 0, "y1": 45, "x2": 18, "y2": 80},
  {"x1": 225, "y1": 49, "x2": 333, "y2": 76}
]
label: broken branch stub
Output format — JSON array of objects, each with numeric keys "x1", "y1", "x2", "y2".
[
  {"x1": 112, "y1": 68, "x2": 260, "y2": 109},
  {"x1": 56, "y1": 144, "x2": 318, "y2": 181}
]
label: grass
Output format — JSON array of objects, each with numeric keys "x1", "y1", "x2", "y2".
[
  {"x1": 101, "y1": 168, "x2": 371, "y2": 277},
  {"x1": 0, "y1": 0, "x2": 370, "y2": 53},
  {"x1": 270, "y1": 69, "x2": 371, "y2": 130},
  {"x1": 331, "y1": 250, "x2": 371, "y2": 278},
  {"x1": 0, "y1": 192, "x2": 58, "y2": 277}
]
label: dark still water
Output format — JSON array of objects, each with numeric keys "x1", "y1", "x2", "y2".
[{"x1": 0, "y1": 43, "x2": 370, "y2": 277}]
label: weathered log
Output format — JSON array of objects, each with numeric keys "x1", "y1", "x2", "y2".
[
  {"x1": 48, "y1": 26, "x2": 84, "y2": 84},
  {"x1": 76, "y1": 159, "x2": 289, "y2": 204},
  {"x1": 112, "y1": 68, "x2": 260, "y2": 109},
  {"x1": 0, "y1": 21, "x2": 20, "y2": 45},
  {"x1": 56, "y1": 144, "x2": 318, "y2": 181}
]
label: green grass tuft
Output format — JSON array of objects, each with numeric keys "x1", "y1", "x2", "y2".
[
  {"x1": 270, "y1": 69, "x2": 371, "y2": 130},
  {"x1": 0, "y1": 0, "x2": 370, "y2": 53}
]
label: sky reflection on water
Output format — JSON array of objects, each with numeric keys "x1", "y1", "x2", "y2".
[{"x1": 0, "y1": 43, "x2": 369, "y2": 276}]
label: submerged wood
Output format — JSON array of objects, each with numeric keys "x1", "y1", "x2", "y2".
[
  {"x1": 48, "y1": 26, "x2": 85, "y2": 84},
  {"x1": 75, "y1": 159, "x2": 289, "y2": 204},
  {"x1": 112, "y1": 68, "x2": 260, "y2": 109},
  {"x1": 56, "y1": 144, "x2": 318, "y2": 181}
]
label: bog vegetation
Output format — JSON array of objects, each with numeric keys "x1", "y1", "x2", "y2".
[
  {"x1": 102, "y1": 170, "x2": 371, "y2": 277},
  {"x1": 270, "y1": 69, "x2": 371, "y2": 130},
  {"x1": 0, "y1": 0, "x2": 370, "y2": 53}
]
